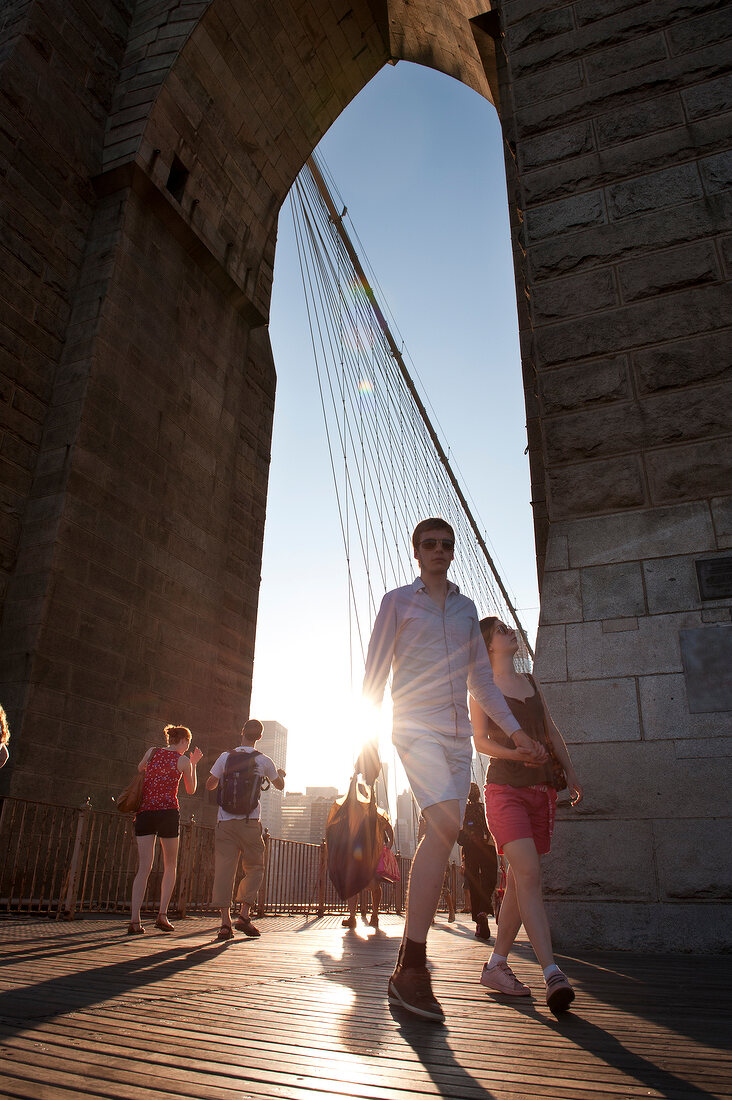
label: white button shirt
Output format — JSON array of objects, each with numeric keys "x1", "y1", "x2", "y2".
[{"x1": 363, "y1": 577, "x2": 522, "y2": 741}]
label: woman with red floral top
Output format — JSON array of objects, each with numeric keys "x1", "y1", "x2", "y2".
[{"x1": 128, "y1": 724, "x2": 202, "y2": 935}]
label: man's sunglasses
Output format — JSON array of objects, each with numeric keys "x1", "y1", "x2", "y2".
[{"x1": 419, "y1": 538, "x2": 455, "y2": 551}]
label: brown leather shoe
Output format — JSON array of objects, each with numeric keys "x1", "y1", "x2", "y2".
[{"x1": 388, "y1": 966, "x2": 444, "y2": 1022}]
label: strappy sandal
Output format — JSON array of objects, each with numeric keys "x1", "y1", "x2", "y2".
[
  {"x1": 216, "y1": 925, "x2": 234, "y2": 941},
  {"x1": 127, "y1": 922, "x2": 145, "y2": 935},
  {"x1": 155, "y1": 915, "x2": 174, "y2": 932}
]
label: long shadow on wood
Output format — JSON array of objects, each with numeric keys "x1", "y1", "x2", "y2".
[{"x1": 0, "y1": 937, "x2": 227, "y2": 1036}]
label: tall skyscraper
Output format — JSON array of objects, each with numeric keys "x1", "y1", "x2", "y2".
[
  {"x1": 258, "y1": 721, "x2": 288, "y2": 837},
  {"x1": 396, "y1": 789, "x2": 418, "y2": 856}
]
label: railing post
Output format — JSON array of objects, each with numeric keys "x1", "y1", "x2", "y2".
[
  {"x1": 174, "y1": 818, "x2": 194, "y2": 918},
  {"x1": 395, "y1": 855, "x2": 404, "y2": 916},
  {"x1": 58, "y1": 799, "x2": 91, "y2": 920},
  {"x1": 316, "y1": 841, "x2": 327, "y2": 918},
  {"x1": 256, "y1": 830, "x2": 271, "y2": 918}
]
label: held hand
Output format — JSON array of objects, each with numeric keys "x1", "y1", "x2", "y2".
[
  {"x1": 190, "y1": 746, "x2": 203, "y2": 766},
  {"x1": 511, "y1": 730, "x2": 548, "y2": 764},
  {"x1": 277, "y1": 768, "x2": 286, "y2": 778}
]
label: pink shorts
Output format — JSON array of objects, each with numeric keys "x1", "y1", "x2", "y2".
[{"x1": 485, "y1": 783, "x2": 557, "y2": 856}]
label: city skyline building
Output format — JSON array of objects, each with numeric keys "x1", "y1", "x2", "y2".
[{"x1": 259, "y1": 720, "x2": 288, "y2": 837}]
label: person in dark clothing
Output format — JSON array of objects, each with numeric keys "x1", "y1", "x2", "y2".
[{"x1": 458, "y1": 782, "x2": 497, "y2": 942}]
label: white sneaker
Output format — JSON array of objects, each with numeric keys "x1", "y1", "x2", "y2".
[{"x1": 480, "y1": 960, "x2": 531, "y2": 996}]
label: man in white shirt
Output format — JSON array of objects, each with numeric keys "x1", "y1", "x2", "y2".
[
  {"x1": 206, "y1": 719, "x2": 285, "y2": 940},
  {"x1": 363, "y1": 517, "x2": 543, "y2": 1022}
]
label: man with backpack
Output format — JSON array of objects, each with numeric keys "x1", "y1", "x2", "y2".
[{"x1": 207, "y1": 719, "x2": 285, "y2": 940}]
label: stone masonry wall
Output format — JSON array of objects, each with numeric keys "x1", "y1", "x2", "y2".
[{"x1": 494, "y1": 0, "x2": 731, "y2": 949}]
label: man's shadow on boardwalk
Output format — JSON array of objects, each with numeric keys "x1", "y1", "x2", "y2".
[
  {"x1": 0, "y1": 931, "x2": 227, "y2": 1038},
  {"x1": 315, "y1": 943, "x2": 497, "y2": 1100}
]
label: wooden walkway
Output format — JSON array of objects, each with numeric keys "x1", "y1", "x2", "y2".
[{"x1": 0, "y1": 913, "x2": 729, "y2": 1099}]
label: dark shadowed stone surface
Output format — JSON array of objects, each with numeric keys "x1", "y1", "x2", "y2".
[
  {"x1": 618, "y1": 240, "x2": 721, "y2": 302},
  {"x1": 633, "y1": 332, "x2": 732, "y2": 392},
  {"x1": 606, "y1": 163, "x2": 704, "y2": 221},
  {"x1": 531, "y1": 267, "x2": 617, "y2": 321},
  {"x1": 538, "y1": 356, "x2": 629, "y2": 413},
  {"x1": 645, "y1": 438, "x2": 732, "y2": 502},
  {"x1": 526, "y1": 189, "x2": 606, "y2": 241},
  {"x1": 547, "y1": 456, "x2": 646, "y2": 518},
  {"x1": 680, "y1": 624, "x2": 732, "y2": 711}
]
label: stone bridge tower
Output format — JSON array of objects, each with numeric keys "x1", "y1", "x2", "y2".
[{"x1": 0, "y1": 0, "x2": 729, "y2": 949}]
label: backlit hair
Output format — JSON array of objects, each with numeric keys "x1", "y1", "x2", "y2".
[
  {"x1": 242, "y1": 718, "x2": 263, "y2": 743},
  {"x1": 479, "y1": 616, "x2": 501, "y2": 649},
  {"x1": 163, "y1": 724, "x2": 192, "y2": 746},
  {"x1": 0, "y1": 705, "x2": 9, "y2": 745},
  {"x1": 411, "y1": 517, "x2": 455, "y2": 553}
]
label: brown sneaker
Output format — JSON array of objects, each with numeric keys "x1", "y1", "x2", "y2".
[
  {"x1": 545, "y1": 969, "x2": 575, "y2": 1015},
  {"x1": 388, "y1": 965, "x2": 445, "y2": 1022}
]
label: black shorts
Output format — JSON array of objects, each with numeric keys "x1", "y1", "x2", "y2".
[{"x1": 134, "y1": 809, "x2": 180, "y2": 838}]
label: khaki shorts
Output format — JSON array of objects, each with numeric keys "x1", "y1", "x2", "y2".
[{"x1": 211, "y1": 818, "x2": 265, "y2": 907}]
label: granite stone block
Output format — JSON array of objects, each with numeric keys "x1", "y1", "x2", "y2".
[
  {"x1": 544, "y1": 900, "x2": 731, "y2": 952},
  {"x1": 539, "y1": 357, "x2": 629, "y2": 413},
  {"x1": 548, "y1": 456, "x2": 646, "y2": 518},
  {"x1": 528, "y1": 193, "x2": 731, "y2": 281},
  {"x1": 533, "y1": 623, "x2": 568, "y2": 682},
  {"x1": 511, "y1": 60, "x2": 584, "y2": 111},
  {"x1": 543, "y1": 819, "x2": 655, "y2": 898},
  {"x1": 560, "y1": 739, "x2": 728, "y2": 818},
  {"x1": 520, "y1": 121, "x2": 595, "y2": 172},
  {"x1": 584, "y1": 33, "x2": 668, "y2": 84},
  {"x1": 538, "y1": 568, "x2": 582, "y2": 624},
  {"x1": 643, "y1": 552, "x2": 732, "y2": 614},
  {"x1": 508, "y1": 6, "x2": 575, "y2": 50},
  {"x1": 655, "y1": 820, "x2": 732, "y2": 900},
  {"x1": 526, "y1": 189, "x2": 606, "y2": 242},
  {"x1": 594, "y1": 93, "x2": 685, "y2": 147},
  {"x1": 711, "y1": 495, "x2": 732, "y2": 548},
  {"x1": 681, "y1": 73, "x2": 732, "y2": 120},
  {"x1": 701, "y1": 608, "x2": 731, "y2": 622},
  {"x1": 541, "y1": 677, "x2": 641, "y2": 742},
  {"x1": 646, "y1": 438, "x2": 732, "y2": 503},
  {"x1": 543, "y1": 402, "x2": 643, "y2": 463},
  {"x1": 667, "y1": 5, "x2": 732, "y2": 55},
  {"x1": 543, "y1": 530, "x2": 569, "y2": 571},
  {"x1": 607, "y1": 163, "x2": 703, "y2": 221},
  {"x1": 699, "y1": 149, "x2": 732, "y2": 195},
  {"x1": 618, "y1": 240, "x2": 720, "y2": 302},
  {"x1": 534, "y1": 284, "x2": 730, "y2": 369},
  {"x1": 531, "y1": 267, "x2": 617, "y2": 321},
  {"x1": 581, "y1": 562, "x2": 646, "y2": 619},
  {"x1": 566, "y1": 614, "x2": 693, "y2": 679},
  {"x1": 679, "y1": 623, "x2": 732, "y2": 711},
  {"x1": 633, "y1": 332, "x2": 732, "y2": 393},
  {"x1": 600, "y1": 617, "x2": 638, "y2": 631},
  {"x1": 639, "y1": 672, "x2": 732, "y2": 738}
]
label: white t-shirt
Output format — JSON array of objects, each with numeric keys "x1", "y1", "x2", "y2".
[{"x1": 210, "y1": 746, "x2": 279, "y2": 822}]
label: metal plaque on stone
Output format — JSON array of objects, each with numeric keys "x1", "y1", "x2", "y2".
[{"x1": 695, "y1": 557, "x2": 732, "y2": 601}]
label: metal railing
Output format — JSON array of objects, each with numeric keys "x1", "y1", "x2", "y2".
[{"x1": 0, "y1": 798, "x2": 462, "y2": 919}]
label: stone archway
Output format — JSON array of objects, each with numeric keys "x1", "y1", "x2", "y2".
[{"x1": 0, "y1": 0, "x2": 729, "y2": 949}]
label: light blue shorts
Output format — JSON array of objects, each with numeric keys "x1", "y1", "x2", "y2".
[{"x1": 393, "y1": 731, "x2": 473, "y2": 815}]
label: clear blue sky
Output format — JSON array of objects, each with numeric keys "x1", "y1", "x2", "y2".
[{"x1": 250, "y1": 61, "x2": 538, "y2": 794}]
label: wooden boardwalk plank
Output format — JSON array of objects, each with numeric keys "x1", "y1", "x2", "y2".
[{"x1": 0, "y1": 915, "x2": 729, "y2": 1100}]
